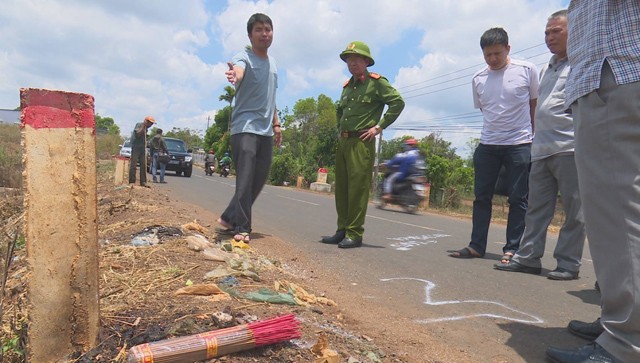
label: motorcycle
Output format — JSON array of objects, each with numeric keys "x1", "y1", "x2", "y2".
[
  {"x1": 219, "y1": 164, "x2": 230, "y2": 178},
  {"x1": 205, "y1": 162, "x2": 215, "y2": 176},
  {"x1": 376, "y1": 164, "x2": 427, "y2": 214}
]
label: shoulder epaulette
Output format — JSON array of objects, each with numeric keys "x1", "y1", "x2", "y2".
[
  {"x1": 369, "y1": 72, "x2": 382, "y2": 79},
  {"x1": 343, "y1": 79, "x2": 350, "y2": 88}
]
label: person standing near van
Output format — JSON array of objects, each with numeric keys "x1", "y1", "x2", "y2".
[
  {"x1": 129, "y1": 115, "x2": 155, "y2": 187},
  {"x1": 150, "y1": 128, "x2": 168, "y2": 184}
]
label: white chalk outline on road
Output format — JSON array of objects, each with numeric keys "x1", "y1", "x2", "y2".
[
  {"x1": 387, "y1": 234, "x2": 451, "y2": 251},
  {"x1": 381, "y1": 277, "x2": 544, "y2": 325}
]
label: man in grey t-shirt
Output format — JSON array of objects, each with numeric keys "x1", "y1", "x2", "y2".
[
  {"x1": 217, "y1": 13, "x2": 282, "y2": 244},
  {"x1": 495, "y1": 10, "x2": 586, "y2": 281}
]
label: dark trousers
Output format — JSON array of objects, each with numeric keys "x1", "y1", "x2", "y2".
[
  {"x1": 469, "y1": 143, "x2": 530, "y2": 256},
  {"x1": 128, "y1": 147, "x2": 147, "y2": 185},
  {"x1": 220, "y1": 133, "x2": 273, "y2": 234}
]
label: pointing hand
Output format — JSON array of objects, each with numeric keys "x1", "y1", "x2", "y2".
[{"x1": 225, "y1": 62, "x2": 236, "y2": 84}]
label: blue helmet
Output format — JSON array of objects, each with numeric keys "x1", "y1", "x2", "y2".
[{"x1": 224, "y1": 152, "x2": 229, "y2": 156}]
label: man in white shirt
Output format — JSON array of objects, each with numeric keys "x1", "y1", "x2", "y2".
[{"x1": 448, "y1": 27, "x2": 539, "y2": 262}]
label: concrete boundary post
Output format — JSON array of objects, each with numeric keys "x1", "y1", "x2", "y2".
[{"x1": 21, "y1": 88, "x2": 100, "y2": 362}]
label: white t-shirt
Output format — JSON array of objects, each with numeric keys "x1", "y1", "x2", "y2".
[{"x1": 472, "y1": 59, "x2": 539, "y2": 145}]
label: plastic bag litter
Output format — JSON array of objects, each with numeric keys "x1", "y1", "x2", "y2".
[
  {"x1": 242, "y1": 288, "x2": 298, "y2": 305},
  {"x1": 130, "y1": 233, "x2": 159, "y2": 247},
  {"x1": 228, "y1": 257, "x2": 257, "y2": 273},
  {"x1": 203, "y1": 265, "x2": 260, "y2": 282},
  {"x1": 186, "y1": 234, "x2": 213, "y2": 251},
  {"x1": 137, "y1": 225, "x2": 183, "y2": 238},
  {"x1": 201, "y1": 247, "x2": 227, "y2": 262}
]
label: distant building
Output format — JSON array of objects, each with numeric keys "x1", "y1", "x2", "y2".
[{"x1": 0, "y1": 109, "x2": 20, "y2": 124}]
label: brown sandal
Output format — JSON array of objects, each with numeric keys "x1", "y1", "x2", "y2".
[{"x1": 500, "y1": 252, "x2": 514, "y2": 264}]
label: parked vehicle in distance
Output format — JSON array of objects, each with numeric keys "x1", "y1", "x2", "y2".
[
  {"x1": 119, "y1": 139, "x2": 132, "y2": 158},
  {"x1": 147, "y1": 137, "x2": 193, "y2": 177}
]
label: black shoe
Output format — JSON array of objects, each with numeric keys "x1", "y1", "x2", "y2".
[
  {"x1": 548, "y1": 268, "x2": 579, "y2": 280},
  {"x1": 321, "y1": 230, "x2": 345, "y2": 244},
  {"x1": 338, "y1": 237, "x2": 362, "y2": 249},
  {"x1": 546, "y1": 342, "x2": 622, "y2": 363},
  {"x1": 568, "y1": 318, "x2": 603, "y2": 341},
  {"x1": 493, "y1": 260, "x2": 541, "y2": 275}
]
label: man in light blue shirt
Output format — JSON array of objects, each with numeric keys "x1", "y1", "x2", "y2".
[{"x1": 217, "y1": 13, "x2": 282, "y2": 244}]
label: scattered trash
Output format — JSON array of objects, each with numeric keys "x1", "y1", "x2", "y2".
[
  {"x1": 242, "y1": 288, "x2": 298, "y2": 305},
  {"x1": 168, "y1": 318, "x2": 202, "y2": 337},
  {"x1": 186, "y1": 234, "x2": 213, "y2": 251},
  {"x1": 130, "y1": 225, "x2": 183, "y2": 246},
  {"x1": 201, "y1": 247, "x2": 228, "y2": 262},
  {"x1": 204, "y1": 265, "x2": 239, "y2": 280},
  {"x1": 219, "y1": 276, "x2": 240, "y2": 288},
  {"x1": 127, "y1": 314, "x2": 300, "y2": 362},
  {"x1": 228, "y1": 256, "x2": 257, "y2": 273},
  {"x1": 185, "y1": 279, "x2": 193, "y2": 286},
  {"x1": 275, "y1": 280, "x2": 337, "y2": 306},
  {"x1": 347, "y1": 357, "x2": 362, "y2": 363},
  {"x1": 211, "y1": 311, "x2": 234, "y2": 327},
  {"x1": 366, "y1": 351, "x2": 382, "y2": 362},
  {"x1": 181, "y1": 220, "x2": 208, "y2": 234},
  {"x1": 231, "y1": 239, "x2": 250, "y2": 249},
  {"x1": 136, "y1": 225, "x2": 183, "y2": 238},
  {"x1": 311, "y1": 333, "x2": 340, "y2": 363},
  {"x1": 175, "y1": 283, "x2": 229, "y2": 299},
  {"x1": 130, "y1": 233, "x2": 159, "y2": 247}
]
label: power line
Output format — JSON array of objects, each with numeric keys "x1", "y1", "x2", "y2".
[
  {"x1": 400, "y1": 50, "x2": 551, "y2": 100},
  {"x1": 397, "y1": 42, "x2": 547, "y2": 92}
]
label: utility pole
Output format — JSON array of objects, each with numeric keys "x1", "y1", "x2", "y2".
[{"x1": 206, "y1": 115, "x2": 210, "y2": 130}]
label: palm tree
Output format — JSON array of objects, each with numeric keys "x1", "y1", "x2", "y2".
[{"x1": 219, "y1": 86, "x2": 235, "y2": 133}]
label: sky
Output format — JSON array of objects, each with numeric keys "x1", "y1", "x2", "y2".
[{"x1": 0, "y1": 0, "x2": 569, "y2": 157}]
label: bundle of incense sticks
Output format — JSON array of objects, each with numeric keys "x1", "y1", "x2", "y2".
[{"x1": 127, "y1": 314, "x2": 300, "y2": 363}]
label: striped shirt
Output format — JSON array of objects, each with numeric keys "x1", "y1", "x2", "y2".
[{"x1": 566, "y1": 1, "x2": 640, "y2": 106}]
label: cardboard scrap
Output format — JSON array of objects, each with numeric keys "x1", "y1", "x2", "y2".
[
  {"x1": 181, "y1": 220, "x2": 208, "y2": 234},
  {"x1": 311, "y1": 333, "x2": 340, "y2": 363},
  {"x1": 175, "y1": 283, "x2": 231, "y2": 302},
  {"x1": 275, "y1": 280, "x2": 337, "y2": 307},
  {"x1": 175, "y1": 283, "x2": 227, "y2": 296}
]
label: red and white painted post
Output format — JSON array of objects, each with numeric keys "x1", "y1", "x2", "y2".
[{"x1": 21, "y1": 88, "x2": 100, "y2": 362}]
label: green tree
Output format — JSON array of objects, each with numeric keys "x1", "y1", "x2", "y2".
[
  {"x1": 95, "y1": 114, "x2": 120, "y2": 135},
  {"x1": 219, "y1": 86, "x2": 235, "y2": 134},
  {"x1": 281, "y1": 95, "x2": 338, "y2": 183},
  {"x1": 165, "y1": 128, "x2": 203, "y2": 151}
]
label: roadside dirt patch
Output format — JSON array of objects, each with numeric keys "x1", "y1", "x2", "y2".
[{"x1": 3, "y1": 162, "x2": 429, "y2": 362}]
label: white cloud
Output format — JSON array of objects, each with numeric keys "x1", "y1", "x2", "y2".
[{"x1": 0, "y1": 0, "x2": 568, "y2": 153}]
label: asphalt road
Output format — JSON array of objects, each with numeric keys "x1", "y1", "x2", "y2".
[{"x1": 161, "y1": 168, "x2": 601, "y2": 362}]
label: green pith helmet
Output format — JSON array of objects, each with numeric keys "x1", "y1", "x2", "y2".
[{"x1": 339, "y1": 41, "x2": 375, "y2": 66}]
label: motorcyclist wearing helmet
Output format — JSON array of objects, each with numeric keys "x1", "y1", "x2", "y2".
[
  {"x1": 219, "y1": 152, "x2": 232, "y2": 167},
  {"x1": 205, "y1": 150, "x2": 217, "y2": 170},
  {"x1": 383, "y1": 138, "x2": 421, "y2": 201}
]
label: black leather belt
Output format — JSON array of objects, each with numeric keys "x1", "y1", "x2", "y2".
[{"x1": 340, "y1": 130, "x2": 367, "y2": 138}]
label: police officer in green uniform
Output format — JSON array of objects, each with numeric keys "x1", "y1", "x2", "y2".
[{"x1": 321, "y1": 41, "x2": 405, "y2": 248}]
